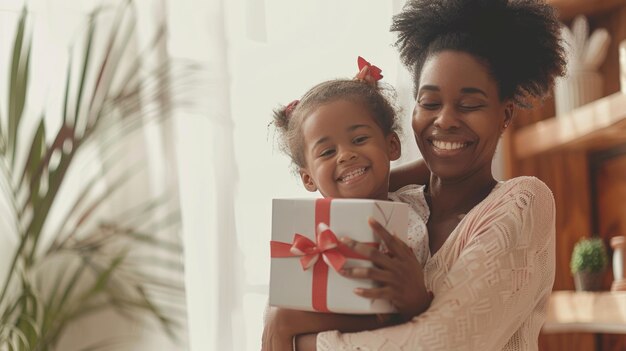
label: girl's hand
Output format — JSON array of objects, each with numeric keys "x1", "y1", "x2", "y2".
[{"x1": 339, "y1": 218, "x2": 432, "y2": 321}]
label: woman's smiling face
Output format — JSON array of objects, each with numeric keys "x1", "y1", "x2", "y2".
[{"x1": 412, "y1": 50, "x2": 512, "y2": 182}]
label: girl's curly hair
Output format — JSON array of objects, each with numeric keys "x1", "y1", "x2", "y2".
[
  {"x1": 273, "y1": 79, "x2": 400, "y2": 168},
  {"x1": 391, "y1": 0, "x2": 567, "y2": 107}
]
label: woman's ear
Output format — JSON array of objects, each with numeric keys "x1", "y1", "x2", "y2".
[
  {"x1": 387, "y1": 132, "x2": 402, "y2": 161},
  {"x1": 299, "y1": 169, "x2": 318, "y2": 192},
  {"x1": 502, "y1": 102, "x2": 515, "y2": 132}
]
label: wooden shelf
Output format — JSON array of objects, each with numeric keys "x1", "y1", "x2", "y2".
[
  {"x1": 548, "y1": 0, "x2": 625, "y2": 20},
  {"x1": 513, "y1": 92, "x2": 626, "y2": 159},
  {"x1": 543, "y1": 291, "x2": 626, "y2": 334}
]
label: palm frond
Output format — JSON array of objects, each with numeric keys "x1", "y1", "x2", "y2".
[
  {"x1": 8, "y1": 7, "x2": 30, "y2": 166},
  {"x1": 15, "y1": 119, "x2": 45, "y2": 206},
  {"x1": 0, "y1": 0, "x2": 193, "y2": 349},
  {"x1": 73, "y1": 13, "x2": 97, "y2": 131}
]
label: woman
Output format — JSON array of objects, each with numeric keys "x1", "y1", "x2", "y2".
[{"x1": 265, "y1": 0, "x2": 566, "y2": 349}]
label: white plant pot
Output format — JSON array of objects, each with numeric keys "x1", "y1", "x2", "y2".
[
  {"x1": 555, "y1": 70, "x2": 603, "y2": 117},
  {"x1": 619, "y1": 40, "x2": 626, "y2": 94}
]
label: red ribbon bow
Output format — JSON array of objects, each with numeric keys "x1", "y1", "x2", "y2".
[
  {"x1": 284, "y1": 99, "x2": 299, "y2": 118},
  {"x1": 357, "y1": 56, "x2": 383, "y2": 81},
  {"x1": 277, "y1": 223, "x2": 347, "y2": 272}
]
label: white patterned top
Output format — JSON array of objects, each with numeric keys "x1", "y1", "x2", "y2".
[
  {"x1": 318, "y1": 177, "x2": 556, "y2": 351},
  {"x1": 389, "y1": 185, "x2": 430, "y2": 267}
]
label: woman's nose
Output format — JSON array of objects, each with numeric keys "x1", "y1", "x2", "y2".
[{"x1": 434, "y1": 106, "x2": 461, "y2": 130}]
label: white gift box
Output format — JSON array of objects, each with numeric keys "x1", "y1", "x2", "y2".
[{"x1": 269, "y1": 198, "x2": 408, "y2": 314}]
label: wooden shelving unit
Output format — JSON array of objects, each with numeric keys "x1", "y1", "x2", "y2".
[
  {"x1": 543, "y1": 291, "x2": 626, "y2": 334},
  {"x1": 513, "y1": 92, "x2": 626, "y2": 159},
  {"x1": 508, "y1": 1, "x2": 626, "y2": 350}
]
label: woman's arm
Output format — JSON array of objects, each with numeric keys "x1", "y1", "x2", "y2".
[
  {"x1": 315, "y1": 179, "x2": 556, "y2": 350},
  {"x1": 389, "y1": 159, "x2": 430, "y2": 192}
]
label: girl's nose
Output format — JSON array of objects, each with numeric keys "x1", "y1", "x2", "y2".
[{"x1": 337, "y1": 148, "x2": 358, "y2": 164}]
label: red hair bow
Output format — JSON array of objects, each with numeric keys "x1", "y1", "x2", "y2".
[{"x1": 357, "y1": 56, "x2": 383, "y2": 81}]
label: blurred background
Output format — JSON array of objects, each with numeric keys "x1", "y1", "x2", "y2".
[{"x1": 0, "y1": 0, "x2": 625, "y2": 350}]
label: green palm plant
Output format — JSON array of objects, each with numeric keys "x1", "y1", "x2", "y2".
[{"x1": 0, "y1": 2, "x2": 189, "y2": 350}]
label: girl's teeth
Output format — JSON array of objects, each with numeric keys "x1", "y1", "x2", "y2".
[
  {"x1": 432, "y1": 140, "x2": 467, "y2": 150},
  {"x1": 342, "y1": 168, "x2": 365, "y2": 182}
]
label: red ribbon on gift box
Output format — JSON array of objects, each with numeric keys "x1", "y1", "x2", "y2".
[{"x1": 270, "y1": 198, "x2": 376, "y2": 312}]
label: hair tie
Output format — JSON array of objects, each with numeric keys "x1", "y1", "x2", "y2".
[
  {"x1": 357, "y1": 56, "x2": 383, "y2": 81},
  {"x1": 284, "y1": 99, "x2": 300, "y2": 118}
]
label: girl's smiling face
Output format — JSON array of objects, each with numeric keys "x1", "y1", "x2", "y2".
[
  {"x1": 299, "y1": 99, "x2": 401, "y2": 200},
  {"x1": 412, "y1": 50, "x2": 513, "y2": 182}
]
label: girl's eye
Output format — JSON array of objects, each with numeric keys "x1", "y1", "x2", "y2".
[
  {"x1": 353, "y1": 136, "x2": 369, "y2": 144},
  {"x1": 319, "y1": 148, "x2": 335, "y2": 157}
]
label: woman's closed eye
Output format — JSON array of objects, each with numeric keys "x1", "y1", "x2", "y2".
[
  {"x1": 418, "y1": 100, "x2": 441, "y2": 110},
  {"x1": 458, "y1": 103, "x2": 485, "y2": 111},
  {"x1": 458, "y1": 98, "x2": 486, "y2": 111}
]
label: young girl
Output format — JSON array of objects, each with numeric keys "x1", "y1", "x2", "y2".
[{"x1": 266, "y1": 62, "x2": 432, "y2": 350}]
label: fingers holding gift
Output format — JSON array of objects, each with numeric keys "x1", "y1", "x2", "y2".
[
  {"x1": 342, "y1": 218, "x2": 431, "y2": 320},
  {"x1": 368, "y1": 217, "x2": 414, "y2": 258},
  {"x1": 353, "y1": 285, "x2": 395, "y2": 300},
  {"x1": 353, "y1": 282, "x2": 432, "y2": 322},
  {"x1": 339, "y1": 266, "x2": 397, "y2": 285},
  {"x1": 339, "y1": 237, "x2": 394, "y2": 269}
]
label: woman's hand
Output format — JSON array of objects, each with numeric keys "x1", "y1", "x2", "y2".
[{"x1": 339, "y1": 218, "x2": 432, "y2": 321}]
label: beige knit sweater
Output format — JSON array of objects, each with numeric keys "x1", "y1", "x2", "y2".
[{"x1": 317, "y1": 177, "x2": 556, "y2": 351}]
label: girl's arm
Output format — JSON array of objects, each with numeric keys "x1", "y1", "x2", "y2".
[
  {"x1": 262, "y1": 307, "x2": 399, "y2": 351},
  {"x1": 267, "y1": 306, "x2": 397, "y2": 335},
  {"x1": 295, "y1": 334, "x2": 316, "y2": 351},
  {"x1": 389, "y1": 159, "x2": 430, "y2": 191}
]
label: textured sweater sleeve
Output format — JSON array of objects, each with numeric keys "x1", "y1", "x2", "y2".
[{"x1": 316, "y1": 178, "x2": 556, "y2": 351}]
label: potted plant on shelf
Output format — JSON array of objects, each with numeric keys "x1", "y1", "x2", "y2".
[{"x1": 570, "y1": 237, "x2": 609, "y2": 291}]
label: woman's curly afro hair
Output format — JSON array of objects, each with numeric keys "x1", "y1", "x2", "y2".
[{"x1": 391, "y1": 0, "x2": 567, "y2": 107}]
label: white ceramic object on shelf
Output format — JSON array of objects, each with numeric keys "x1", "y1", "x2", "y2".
[
  {"x1": 555, "y1": 16, "x2": 611, "y2": 117},
  {"x1": 611, "y1": 236, "x2": 626, "y2": 291},
  {"x1": 619, "y1": 40, "x2": 626, "y2": 94},
  {"x1": 555, "y1": 71, "x2": 603, "y2": 116}
]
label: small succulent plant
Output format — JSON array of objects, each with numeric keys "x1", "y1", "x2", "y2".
[{"x1": 570, "y1": 237, "x2": 609, "y2": 274}]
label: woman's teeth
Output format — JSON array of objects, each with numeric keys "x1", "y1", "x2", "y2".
[
  {"x1": 340, "y1": 168, "x2": 366, "y2": 182},
  {"x1": 432, "y1": 140, "x2": 468, "y2": 150}
]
